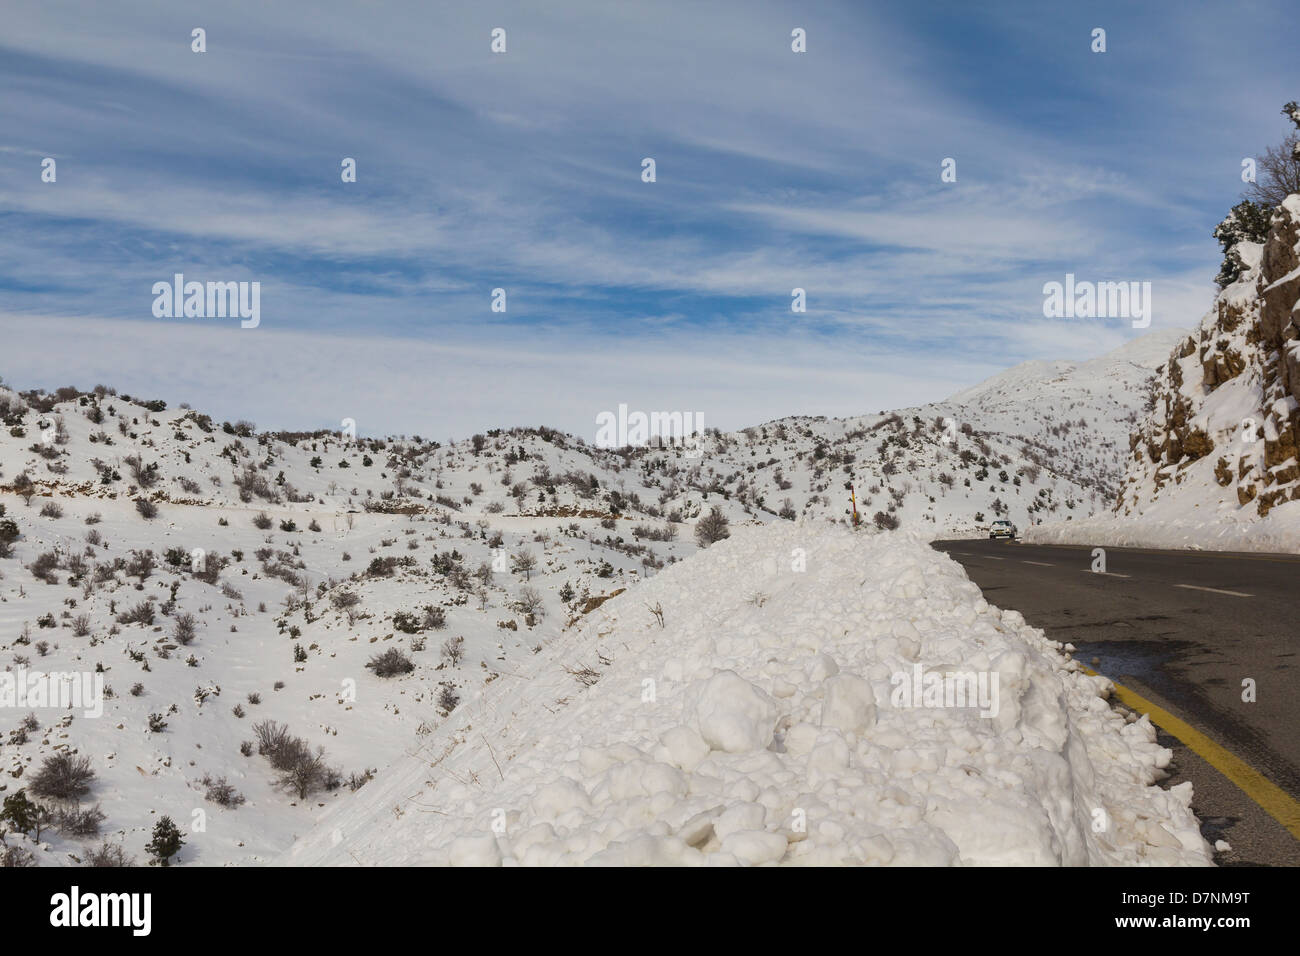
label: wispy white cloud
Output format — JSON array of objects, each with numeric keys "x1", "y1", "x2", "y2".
[{"x1": 0, "y1": 0, "x2": 1284, "y2": 435}]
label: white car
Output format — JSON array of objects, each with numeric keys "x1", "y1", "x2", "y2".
[{"x1": 988, "y1": 519, "x2": 1017, "y2": 540}]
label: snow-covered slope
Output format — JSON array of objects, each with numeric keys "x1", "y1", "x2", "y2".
[
  {"x1": 283, "y1": 522, "x2": 1211, "y2": 867},
  {"x1": 0, "y1": 328, "x2": 1192, "y2": 866},
  {"x1": 935, "y1": 328, "x2": 1186, "y2": 510},
  {"x1": 1027, "y1": 197, "x2": 1300, "y2": 553},
  {"x1": 662, "y1": 329, "x2": 1184, "y2": 537},
  {"x1": 0, "y1": 391, "x2": 707, "y2": 865}
]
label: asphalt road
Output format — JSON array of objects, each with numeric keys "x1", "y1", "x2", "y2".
[{"x1": 932, "y1": 537, "x2": 1300, "y2": 867}]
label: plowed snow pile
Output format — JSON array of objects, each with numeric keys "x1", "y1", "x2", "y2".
[{"x1": 285, "y1": 523, "x2": 1211, "y2": 866}]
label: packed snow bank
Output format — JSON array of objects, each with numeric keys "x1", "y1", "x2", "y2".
[
  {"x1": 283, "y1": 523, "x2": 1212, "y2": 866},
  {"x1": 1024, "y1": 500, "x2": 1300, "y2": 554}
]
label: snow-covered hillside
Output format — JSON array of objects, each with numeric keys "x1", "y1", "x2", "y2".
[
  {"x1": 663, "y1": 328, "x2": 1184, "y2": 536},
  {"x1": 934, "y1": 328, "x2": 1186, "y2": 514},
  {"x1": 1028, "y1": 197, "x2": 1300, "y2": 553},
  {"x1": 284, "y1": 523, "x2": 1211, "y2": 867},
  {"x1": 0, "y1": 330, "x2": 1190, "y2": 866},
  {"x1": 0, "y1": 389, "x2": 706, "y2": 865}
]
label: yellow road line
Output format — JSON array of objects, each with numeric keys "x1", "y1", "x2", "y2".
[{"x1": 1080, "y1": 664, "x2": 1300, "y2": 840}]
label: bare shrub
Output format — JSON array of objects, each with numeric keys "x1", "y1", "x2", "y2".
[
  {"x1": 441, "y1": 635, "x2": 465, "y2": 666},
  {"x1": 83, "y1": 842, "x2": 134, "y2": 867},
  {"x1": 123, "y1": 454, "x2": 159, "y2": 488},
  {"x1": 278, "y1": 747, "x2": 329, "y2": 800},
  {"x1": 192, "y1": 551, "x2": 226, "y2": 586},
  {"x1": 510, "y1": 549, "x2": 537, "y2": 579},
  {"x1": 694, "y1": 506, "x2": 730, "y2": 547},
  {"x1": 201, "y1": 775, "x2": 246, "y2": 808},
  {"x1": 251, "y1": 722, "x2": 333, "y2": 800},
  {"x1": 516, "y1": 586, "x2": 544, "y2": 617},
  {"x1": 366, "y1": 647, "x2": 414, "y2": 678},
  {"x1": 116, "y1": 601, "x2": 155, "y2": 626},
  {"x1": 30, "y1": 752, "x2": 96, "y2": 801},
  {"x1": 1244, "y1": 122, "x2": 1300, "y2": 209},
  {"x1": 126, "y1": 549, "x2": 155, "y2": 580},
  {"x1": 1, "y1": 845, "x2": 36, "y2": 867},
  {"x1": 58, "y1": 804, "x2": 106, "y2": 836},
  {"x1": 29, "y1": 550, "x2": 61, "y2": 584},
  {"x1": 347, "y1": 769, "x2": 376, "y2": 791},
  {"x1": 252, "y1": 720, "x2": 293, "y2": 765},
  {"x1": 330, "y1": 590, "x2": 361, "y2": 611},
  {"x1": 234, "y1": 467, "x2": 277, "y2": 503}
]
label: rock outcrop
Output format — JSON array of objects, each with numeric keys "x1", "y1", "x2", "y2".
[{"x1": 1120, "y1": 195, "x2": 1300, "y2": 519}]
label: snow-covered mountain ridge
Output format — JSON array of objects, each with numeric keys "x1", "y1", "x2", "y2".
[{"x1": 0, "y1": 329, "x2": 1185, "y2": 865}]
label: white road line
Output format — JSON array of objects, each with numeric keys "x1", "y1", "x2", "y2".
[
  {"x1": 1085, "y1": 570, "x2": 1131, "y2": 578},
  {"x1": 1175, "y1": 583, "x2": 1253, "y2": 598},
  {"x1": 985, "y1": 556, "x2": 1005, "y2": 561},
  {"x1": 1022, "y1": 560, "x2": 1054, "y2": 567}
]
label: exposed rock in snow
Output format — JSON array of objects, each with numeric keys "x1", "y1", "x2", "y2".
[{"x1": 1029, "y1": 195, "x2": 1300, "y2": 553}]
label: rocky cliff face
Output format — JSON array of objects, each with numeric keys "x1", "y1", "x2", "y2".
[{"x1": 1119, "y1": 195, "x2": 1300, "y2": 519}]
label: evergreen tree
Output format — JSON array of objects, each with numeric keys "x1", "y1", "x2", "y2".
[
  {"x1": 146, "y1": 815, "x2": 184, "y2": 866},
  {"x1": 1213, "y1": 199, "x2": 1271, "y2": 289},
  {"x1": 1, "y1": 790, "x2": 40, "y2": 835}
]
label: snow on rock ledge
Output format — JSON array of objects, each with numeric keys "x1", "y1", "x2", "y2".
[
  {"x1": 1036, "y1": 194, "x2": 1300, "y2": 554},
  {"x1": 283, "y1": 523, "x2": 1212, "y2": 867}
]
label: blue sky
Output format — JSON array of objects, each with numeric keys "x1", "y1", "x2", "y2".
[{"x1": 1, "y1": 0, "x2": 1295, "y2": 438}]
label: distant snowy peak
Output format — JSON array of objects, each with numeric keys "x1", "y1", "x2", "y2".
[
  {"x1": 943, "y1": 359, "x2": 1076, "y2": 406},
  {"x1": 1086, "y1": 328, "x2": 1195, "y2": 372},
  {"x1": 943, "y1": 329, "x2": 1188, "y2": 407}
]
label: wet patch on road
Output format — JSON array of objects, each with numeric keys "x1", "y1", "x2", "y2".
[{"x1": 1073, "y1": 639, "x2": 1300, "y2": 800}]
